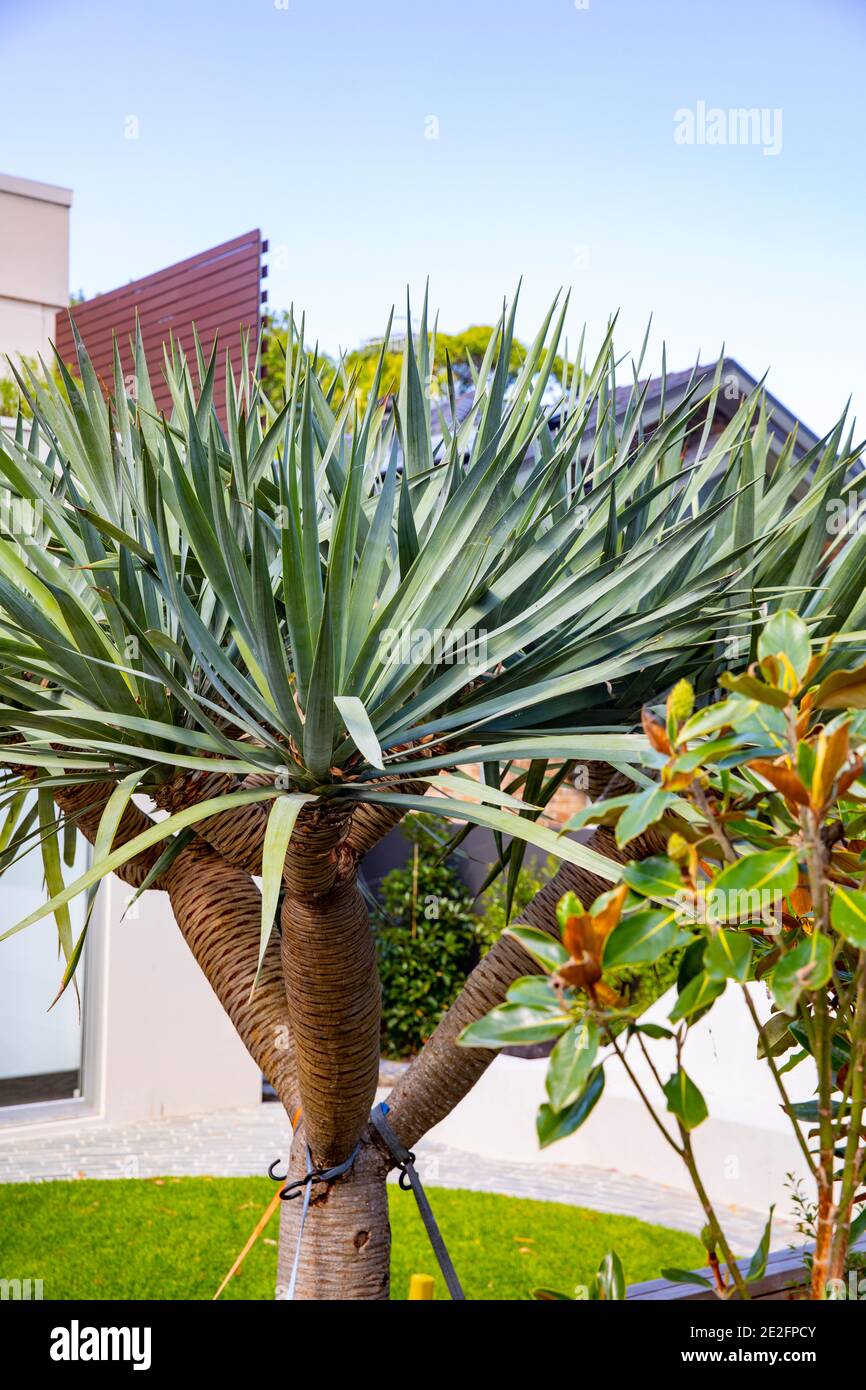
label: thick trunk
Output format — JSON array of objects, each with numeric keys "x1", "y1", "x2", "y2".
[
  {"x1": 54, "y1": 781, "x2": 299, "y2": 1112},
  {"x1": 155, "y1": 771, "x2": 427, "y2": 880},
  {"x1": 275, "y1": 1125, "x2": 391, "y2": 1300},
  {"x1": 280, "y1": 805, "x2": 381, "y2": 1167},
  {"x1": 387, "y1": 824, "x2": 663, "y2": 1147},
  {"x1": 61, "y1": 771, "x2": 661, "y2": 1300},
  {"x1": 54, "y1": 782, "x2": 168, "y2": 890}
]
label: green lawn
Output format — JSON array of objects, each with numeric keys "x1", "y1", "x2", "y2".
[{"x1": 0, "y1": 1177, "x2": 704, "y2": 1300}]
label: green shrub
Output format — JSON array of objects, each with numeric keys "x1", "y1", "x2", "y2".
[
  {"x1": 373, "y1": 815, "x2": 479, "y2": 1058},
  {"x1": 374, "y1": 823, "x2": 680, "y2": 1058}
]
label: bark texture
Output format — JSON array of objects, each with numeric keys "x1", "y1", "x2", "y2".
[
  {"x1": 281, "y1": 804, "x2": 381, "y2": 1167},
  {"x1": 54, "y1": 782, "x2": 168, "y2": 890},
  {"x1": 275, "y1": 1125, "x2": 391, "y2": 1300},
  {"x1": 156, "y1": 770, "x2": 426, "y2": 879},
  {"x1": 165, "y1": 846, "x2": 300, "y2": 1114},
  {"x1": 54, "y1": 780, "x2": 299, "y2": 1111},
  {"x1": 154, "y1": 771, "x2": 271, "y2": 879}
]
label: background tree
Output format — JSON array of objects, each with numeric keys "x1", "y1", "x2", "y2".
[
  {"x1": 0, "y1": 293, "x2": 861, "y2": 1298},
  {"x1": 261, "y1": 308, "x2": 557, "y2": 413}
]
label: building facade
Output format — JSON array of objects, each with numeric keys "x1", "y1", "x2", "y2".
[{"x1": 0, "y1": 172, "x2": 72, "y2": 366}]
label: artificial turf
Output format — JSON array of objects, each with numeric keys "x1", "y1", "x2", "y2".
[{"x1": 0, "y1": 1176, "x2": 705, "y2": 1300}]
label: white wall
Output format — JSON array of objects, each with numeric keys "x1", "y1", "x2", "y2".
[
  {"x1": 91, "y1": 874, "x2": 262, "y2": 1123},
  {"x1": 426, "y1": 983, "x2": 815, "y2": 1215},
  {"x1": 0, "y1": 172, "x2": 72, "y2": 365}
]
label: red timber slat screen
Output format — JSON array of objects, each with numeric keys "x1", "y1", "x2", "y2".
[{"x1": 54, "y1": 230, "x2": 267, "y2": 422}]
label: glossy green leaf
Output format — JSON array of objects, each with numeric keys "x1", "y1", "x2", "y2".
[
  {"x1": 603, "y1": 907, "x2": 683, "y2": 967},
  {"x1": 537, "y1": 1064, "x2": 605, "y2": 1148},
  {"x1": 505, "y1": 925, "x2": 570, "y2": 974},
  {"x1": 712, "y1": 848, "x2": 799, "y2": 899},
  {"x1": 704, "y1": 929, "x2": 753, "y2": 983},
  {"x1": 622, "y1": 856, "x2": 684, "y2": 902},
  {"x1": 758, "y1": 610, "x2": 810, "y2": 679},
  {"x1": 746, "y1": 1205, "x2": 775, "y2": 1281},
  {"x1": 659, "y1": 1267, "x2": 714, "y2": 1289},
  {"x1": 614, "y1": 786, "x2": 679, "y2": 848},
  {"x1": 545, "y1": 1019, "x2": 599, "y2": 1113},
  {"x1": 771, "y1": 932, "x2": 834, "y2": 1014},
  {"x1": 669, "y1": 971, "x2": 725, "y2": 1022},
  {"x1": 458, "y1": 1002, "x2": 571, "y2": 1049},
  {"x1": 662, "y1": 1068, "x2": 708, "y2": 1130},
  {"x1": 831, "y1": 885, "x2": 866, "y2": 948}
]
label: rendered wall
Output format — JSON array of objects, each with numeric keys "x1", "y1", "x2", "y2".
[{"x1": 0, "y1": 172, "x2": 72, "y2": 364}]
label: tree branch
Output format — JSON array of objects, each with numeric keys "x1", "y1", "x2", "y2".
[{"x1": 54, "y1": 780, "x2": 299, "y2": 1113}]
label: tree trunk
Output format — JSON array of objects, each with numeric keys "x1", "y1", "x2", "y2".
[
  {"x1": 274, "y1": 822, "x2": 663, "y2": 1299},
  {"x1": 280, "y1": 804, "x2": 381, "y2": 1168},
  {"x1": 60, "y1": 773, "x2": 665, "y2": 1300},
  {"x1": 275, "y1": 1125, "x2": 391, "y2": 1300},
  {"x1": 54, "y1": 780, "x2": 300, "y2": 1112},
  {"x1": 165, "y1": 846, "x2": 300, "y2": 1114}
]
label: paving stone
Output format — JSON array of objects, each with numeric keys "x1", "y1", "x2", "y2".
[{"x1": 0, "y1": 1103, "x2": 796, "y2": 1250}]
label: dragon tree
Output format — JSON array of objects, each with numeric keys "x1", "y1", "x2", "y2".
[{"x1": 0, "y1": 293, "x2": 861, "y2": 1297}]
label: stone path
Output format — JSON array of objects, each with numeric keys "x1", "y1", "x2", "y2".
[{"x1": 0, "y1": 1102, "x2": 796, "y2": 1252}]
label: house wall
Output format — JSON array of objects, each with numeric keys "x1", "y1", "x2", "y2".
[{"x1": 0, "y1": 173, "x2": 72, "y2": 365}]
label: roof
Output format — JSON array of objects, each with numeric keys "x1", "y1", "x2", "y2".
[
  {"x1": 0, "y1": 171, "x2": 73, "y2": 208},
  {"x1": 577, "y1": 356, "x2": 822, "y2": 463},
  {"x1": 428, "y1": 356, "x2": 823, "y2": 467}
]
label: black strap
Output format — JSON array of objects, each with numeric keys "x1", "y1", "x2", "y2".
[
  {"x1": 370, "y1": 1102, "x2": 466, "y2": 1301},
  {"x1": 270, "y1": 1141, "x2": 361, "y2": 1201}
]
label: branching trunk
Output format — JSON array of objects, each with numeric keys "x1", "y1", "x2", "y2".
[
  {"x1": 54, "y1": 781, "x2": 299, "y2": 1112},
  {"x1": 156, "y1": 770, "x2": 428, "y2": 878},
  {"x1": 60, "y1": 772, "x2": 663, "y2": 1300},
  {"x1": 154, "y1": 771, "x2": 271, "y2": 878}
]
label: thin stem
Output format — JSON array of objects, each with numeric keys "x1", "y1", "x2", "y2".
[
  {"x1": 799, "y1": 800, "x2": 836, "y2": 1297},
  {"x1": 691, "y1": 779, "x2": 736, "y2": 864},
  {"x1": 830, "y1": 952, "x2": 866, "y2": 1280},
  {"x1": 635, "y1": 1029, "x2": 666, "y2": 1092},
  {"x1": 679, "y1": 1129, "x2": 750, "y2": 1300},
  {"x1": 740, "y1": 985, "x2": 817, "y2": 1178},
  {"x1": 606, "y1": 1029, "x2": 683, "y2": 1157}
]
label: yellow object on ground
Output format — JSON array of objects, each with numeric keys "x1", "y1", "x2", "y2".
[{"x1": 408, "y1": 1273, "x2": 435, "y2": 1300}]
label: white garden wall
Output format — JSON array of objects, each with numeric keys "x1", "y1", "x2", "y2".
[{"x1": 424, "y1": 983, "x2": 816, "y2": 1215}]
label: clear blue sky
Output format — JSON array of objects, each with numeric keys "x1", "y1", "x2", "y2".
[{"x1": 4, "y1": 0, "x2": 864, "y2": 434}]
